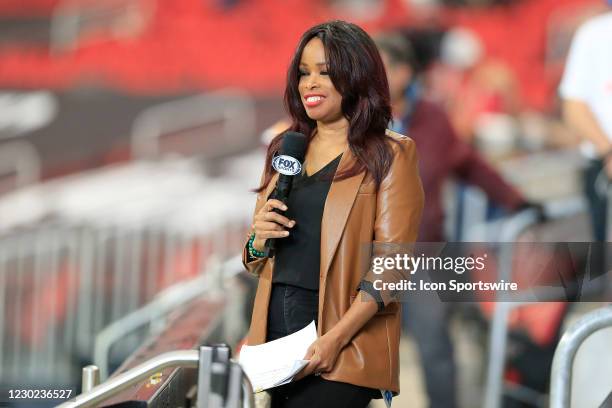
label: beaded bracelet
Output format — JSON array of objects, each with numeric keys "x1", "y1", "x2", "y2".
[{"x1": 248, "y1": 232, "x2": 266, "y2": 259}]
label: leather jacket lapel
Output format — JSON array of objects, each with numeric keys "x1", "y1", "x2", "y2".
[{"x1": 320, "y1": 148, "x2": 366, "y2": 285}]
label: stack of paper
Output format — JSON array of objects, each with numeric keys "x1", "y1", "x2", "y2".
[{"x1": 239, "y1": 321, "x2": 317, "y2": 392}]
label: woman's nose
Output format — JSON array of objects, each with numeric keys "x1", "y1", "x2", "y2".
[{"x1": 305, "y1": 74, "x2": 319, "y2": 90}]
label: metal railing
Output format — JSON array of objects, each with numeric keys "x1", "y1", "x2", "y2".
[
  {"x1": 0, "y1": 114, "x2": 266, "y2": 383},
  {"x1": 0, "y1": 140, "x2": 40, "y2": 194},
  {"x1": 0, "y1": 85, "x2": 263, "y2": 395},
  {"x1": 549, "y1": 306, "x2": 612, "y2": 408},
  {"x1": 50, "y1": 0, "x2": 152, "y2": 53},
  {"x1": 548, "y1": 183, "x2": 612, "y2": 408},
  {"x1": 0, "y1": 158, "x2": 259, "y2": 385},
  {"x1": 93, "y1": 254, "x2": 244, "y2": 379},
  {"x1": 0, "y1": 221, "x2": 250, "y2": 384},
  {"x1": 57, "y1": 346, "x2": 255, "y2": 408},
  {"x1": 481, "y1": 197, "x2": 591, "y2": 408},
  {"x1": 130, "y1": 90, "x2": 256, "y2": 160}
]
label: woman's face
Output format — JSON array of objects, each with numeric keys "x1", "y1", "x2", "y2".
[{"x1": 298, "y1": 37, "x2": 344, "y2": 123}]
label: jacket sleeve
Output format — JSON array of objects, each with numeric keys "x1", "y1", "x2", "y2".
[
  {"x1": 440, "y1": 108, "x2": 525, "y2": 210},
  {"x1": 360, "y1": 137, "x2": 424, "y2": 307},
  {"x1": 241, "y1": 165, "x2": 270, "y2": 277}
]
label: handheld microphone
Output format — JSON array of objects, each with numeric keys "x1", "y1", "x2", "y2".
[{"x1": 265, "y1": 131, "x2": 307, "y2": 255}]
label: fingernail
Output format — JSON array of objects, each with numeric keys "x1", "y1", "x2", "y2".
[
  {"x1": 282, "y1": 205, "x2": 288, "y2": 210},
  {"x1": 289, "y1": 221, "x2": 296, "y2": 227},
  {"x1": 283, "y1": 231, "x2": 290, "y2": 236}
]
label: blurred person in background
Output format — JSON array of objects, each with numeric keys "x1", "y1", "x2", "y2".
[
  {"x1": 375, "y1": 32, "x2": 532, "y2": 408},
  {"x1": 375, "y1": 32, "x2": 529, "y2": 244},
  {"x1": 428, "y1": 28, "x2": 522, "y2": 147},
  {"x1": 243, "y1": 21, "x2": 424, "y2": 408},
  {"x1": 559, "y1": 3, "x2": 612, "y2": 243}
]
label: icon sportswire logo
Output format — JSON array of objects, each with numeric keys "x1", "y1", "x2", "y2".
[{"x1": 272, "y1": 155, "x2": 302, "y2": 176}]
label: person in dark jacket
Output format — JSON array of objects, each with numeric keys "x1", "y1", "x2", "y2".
[{"x1": 376, "y1": 32, "x2": 529, "y2": 408}]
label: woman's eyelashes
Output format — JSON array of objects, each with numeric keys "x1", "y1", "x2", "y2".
[{"x1": 298, "y1": 69, "x2": 329, "y2": 76}]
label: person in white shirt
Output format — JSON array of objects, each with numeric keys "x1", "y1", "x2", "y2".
[{"x1": 559, "y1": 5, "x2": 612, "y2": 241}]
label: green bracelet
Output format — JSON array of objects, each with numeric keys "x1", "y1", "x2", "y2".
[{"x1": 248, "y1": 233, "x2": 266, "y2": 258}]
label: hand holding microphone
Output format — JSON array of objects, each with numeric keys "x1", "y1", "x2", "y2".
[
  {"x1": 259, "y1": 131, "x2": 307, "y2": 255},
  {"x1": 251, "y1": 199, "x2": 296, "y2": 252}
]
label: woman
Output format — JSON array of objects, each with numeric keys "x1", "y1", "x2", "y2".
[{"x1": 242, "y1": 20, "x2": 424, "y2": 408}]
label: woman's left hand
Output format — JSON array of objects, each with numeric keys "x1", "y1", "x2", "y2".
[{"x1": 295, "y1": 332, "x2": 345, "y2": 380}]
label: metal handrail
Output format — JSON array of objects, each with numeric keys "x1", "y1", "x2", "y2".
[
  {"x1": 94, "y1": 255, "x2": 242, "y2": 378},
  {"x1": 0, "y1": 140, "x2": 41, "y2": 191},
  {"x1": 50, "y1": 0, "x2": 148, "y2": 53},
  {"x1": 58, "y1": 349, "x2": 255, "y2": 408},
  {"x1": 130, "y1": 89, "x2": 255, "y2": 160},
  {"x1": 549, "y1": 305, "x2": 612, "y2": 408},
  {"x1": 483, "y1": 199, "x2": 588, "y2": 408},
  {"x1": 57, "y1": 350, "x2": 200, "y2": 407},
  {"x1": 483, "y1": 208, "x2": 539, "y2": 408},
  {"x1": 465, "y1": 196, "x2": 586, "y2": 242}
]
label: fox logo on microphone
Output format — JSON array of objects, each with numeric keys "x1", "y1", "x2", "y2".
[{"x1": 272, "y1": 155, "x2": 302, "y2": 176}]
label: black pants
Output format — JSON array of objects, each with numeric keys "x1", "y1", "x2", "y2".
[
  {"x1": 270, "y1": 375, "x2": 375, "y2": 408},
  {"x1": 267, "y1": 283, "x2": 319, "y2": 342},
  {"x1": 266, "y1": 283, "x2": 376, "y2": 408}
]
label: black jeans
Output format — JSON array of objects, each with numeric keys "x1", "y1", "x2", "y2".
[
  {"x1": 267, "y1": 283, "x2": 319, "y2": 342},
  {"x1": 266, "y1": 283, "x2": 376, "y2": 408},
  {"x1": 270, "y1": 375, "x2": 375, "y2": 408}
]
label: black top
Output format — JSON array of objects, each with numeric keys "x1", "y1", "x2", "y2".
[{"x1": 271, "y1": 153, "x2": 343, "y2": 290}]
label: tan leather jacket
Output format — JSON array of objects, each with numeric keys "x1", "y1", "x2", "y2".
[{"x1": 242, "y1": 130, "x2": 424, "y2": 394}]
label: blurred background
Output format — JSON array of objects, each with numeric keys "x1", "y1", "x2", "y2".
[{"x1": 0, "y1": 0, "x2": 611, "y2": 407}]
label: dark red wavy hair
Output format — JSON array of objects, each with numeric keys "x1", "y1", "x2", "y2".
[{"x1": 254, "y1": 20, "x2": 401, "y2": 193}]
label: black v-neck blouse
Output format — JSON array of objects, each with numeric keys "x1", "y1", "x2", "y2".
[{"x1": 271, "y1": 153, "x2": 343, "y2": 290}]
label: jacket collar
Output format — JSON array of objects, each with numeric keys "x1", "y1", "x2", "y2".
[{"x1": 320, "y1": 146, "x2": 365, "y2": 280}]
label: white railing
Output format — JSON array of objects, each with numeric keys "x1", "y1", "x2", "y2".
[{"x1": 0, "y1": 151, "x2": 263, "y2": 385}]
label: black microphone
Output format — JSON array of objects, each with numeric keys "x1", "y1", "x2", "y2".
[{"x1": 265, "y1": 131, "x2": 307, "y2": 255}]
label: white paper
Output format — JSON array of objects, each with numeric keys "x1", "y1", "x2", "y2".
[{"x1": 239, "y1": 321, "x2": 317, "y2": 392}]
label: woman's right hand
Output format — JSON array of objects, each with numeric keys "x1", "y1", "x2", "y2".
[{"x1": 251, "y1": 199, "x2": 295, "y2": 252}]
